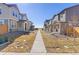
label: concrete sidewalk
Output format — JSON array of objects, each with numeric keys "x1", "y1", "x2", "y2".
[{"x1": 31, "y1": 30, "x2": 47, "y2": 53}]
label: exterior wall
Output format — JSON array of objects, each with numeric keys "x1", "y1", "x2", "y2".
[
  {"x1": 17, "y1": 13, "x2": 31, "y2": 32},
  {"x1": 59, "y1": 5, "x2": 79, "y2": 35},
  {"x1": 51, "y1": 22, "x2": 61, "y2": 34},
  {"x1": 0, "y1": 4, "x2": 20, "y2": 34},
  {"x1": 25, "y1": 21, "x2": 31, "y2": 32},
  {"x1": 9, "y1": 7, "x2": 20, "y2": 20},
  {"x1": 51, "y1": 15, "x2": 60, "y2": 33},
  {"x1": 44, "y1": 22, "x2": 48, "y2": 32},
  {"x1": 23, "y1": 22, "x2": 29, "y2": 32},
  {"x1": 23, "y1": 14, "x2": 27, "y2": 20},
  {"x1": 59, "y1": 11, "x2": 66, "y2": 22},
  {"x1": 17, "y1": 22, "x2": 25, "y2": 31},
  {"x1": 27, "y1": 21, "x2": 32, "y2": 31},
  {"x1": 44, "y1": 5, "x2": 79, "y2": 37},
  {"x1": 52, "y1": 15, "x2": 59, "y2": 22},
  {"x1": 0, "y1": 4, "x2": 10, "y2": 19},
  {"x1": 24, "y1": 21, "x2": 31, "y2": 32},
  {"x1": 44, "y1": 20, "x2": 51, "y2": 32},
  {"x1": 0, "y1": 3, "x2": 32, "y2": 35},
  {"x1": 45, "y1": 13, "x2": 66, "y2": 34},
  {"x1": 66, "y1": 6, "x2": 79, "y2": 22},
  {"x1": 59, "y1": 22, "x2": 68, "y2": 35},
  {"x1": 8, "y1": 6, "x2": 20, "y2": 32},
  {"x1": 19, "y1": 14, "x2": 28, "y2": 20},
  {"x1": 0, "y1": 4, "x2": 19, "y2": 20},
  {"x1": 0, "y1": 4, "x2": 10, "y2": 33},
  {"x1": 8, "y1": 19, "x2": 17, "y2": 32},
  {"x1": 17, "y1": 21, "x2": 30, "y2": 32}
]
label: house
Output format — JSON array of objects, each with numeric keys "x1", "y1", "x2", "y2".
[
  {"x1": 57, "y1": 5, "x2": 79, "y2": 36},
  {"x1": 0, "y1": 3, "x2": 20, "y2": 35},
  {"x1": 50, "y1": 15, "x2": 61, "y2": 34},
  {"x1": 17, "y1": 20, "x2": 29, "y2": 32},
  {"x1": 0, "y1": 3, "x2": 34, "y2": 35},
  {"x1": 44, "y1": 5, "x2": 79, "y2": 37},
  {"x1": 28, "y1": 21, "x2": 34, "y2": 31},
  {"x1": 17, "y1": 13, "x2": 30, "y2": 32},
  {"x1": 17, "y1": 13, "x2": 34, "y2": 32},
  {"x1": 44, "y1": 20, "x2": 50, "y2": 32}
]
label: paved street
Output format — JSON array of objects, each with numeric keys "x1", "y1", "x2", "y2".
[{"x1": 31, "y1": 30, "x2": 47, "y2": 53}]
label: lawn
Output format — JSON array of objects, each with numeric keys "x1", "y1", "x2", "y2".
[
  {"x1": 41, "y1": 30, "x2": 79, "y2": 53},
  {"x1": 0, "y1": 31, "x2": 27, "y2": 51},
  {"x1": 1, "y1": 30, "x2": 37, "y2": 53}
]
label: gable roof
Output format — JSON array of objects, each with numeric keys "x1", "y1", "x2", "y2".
[
  {"x1": 58, "y1": 4, "x2": 79, "y2": 14},
  {"x1": 2, "y1": 3, "x2": 20, "y2": 12}
]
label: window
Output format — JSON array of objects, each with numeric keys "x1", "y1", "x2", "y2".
[
  {"x1": 0, "y1": 20, "x2": 4, "y2": 24},
  {"x1": 11, "y1": 21, "x2": 14, "y2": 28},
  {"x1": 16, "y1": 14, "x2": 17, "y2": 17},
  {"x1": 13, "y1": 12, "x2": 15, "y2": 16},
  {"x1": 4, "y1": 19, "x2": 8, "y2": 24},
  {"x1": 0, "y1": 9, "x2": 2, "y2": 14},
  {"x1": 13, "y1": 11, "x2": 17, "y2": 17}
]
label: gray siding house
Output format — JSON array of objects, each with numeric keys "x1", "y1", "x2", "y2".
[{"x1": 44, "y1": 5, "x2": 79, "y2": 37}]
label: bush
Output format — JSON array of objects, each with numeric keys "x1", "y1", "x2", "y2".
[{"x1": 0, "y1": 36, "x2": 8, "y2": 44}]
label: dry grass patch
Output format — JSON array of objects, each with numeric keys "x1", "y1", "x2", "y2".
[
  {"x1": 41, "y1": 30, "x2": 61, "y2": 53},
  {"x1": 1, "y1": 31, "x2": 37, "y2": 53},
  {"x1": 41, "y1": 30, "x2": 79, "y2": 53}
]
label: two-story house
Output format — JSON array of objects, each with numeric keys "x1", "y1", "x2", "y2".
[
  {"x1": 44, "y1": 5, "x2": 79, "y2": 37},
  {"x1": 44, "y1": 20, "x2": 50, "y2": 32},
  {"x1": 0, "y1": 3, "x2": 20, "y2": 34},
  {"x1": 0, "y1": 3, "x2": 34, "y2": 35},
  {"x1": 17, "y1": 13, "x2": 30, "y2": 32}
]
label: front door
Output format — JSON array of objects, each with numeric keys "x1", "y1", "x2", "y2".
[{"x1": 25, "y1": 23, "x2": 27, "y2": 31}]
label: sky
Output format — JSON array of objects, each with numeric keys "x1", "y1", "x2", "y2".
[{"x1": 17, "y1": 3, "x2": 78, "y2": 28}]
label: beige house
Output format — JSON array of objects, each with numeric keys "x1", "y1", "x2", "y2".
[
  {"x1": 28, "y1": 21, "x2": 34, "y2": 31},
  {"x1": 0, "y1": 3, "x2": 34, "y2": 35},
  {"x1": 0, "y1": 3, "x2": 20, "y2": 34},
  {"x1": 17, "y1": 13, "x2": 31, "y2": 32},
  {"x1": 17, "y1": 20, "x2": 29, "y2": 32}
]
